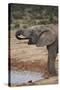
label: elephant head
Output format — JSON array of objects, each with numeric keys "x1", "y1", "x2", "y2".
[
  {"x1": 15, "y1": 25, "x2": 56, "y2": 47},
  {"x1": 15, "y1": 25, "x2": 58, "y2": 76}
]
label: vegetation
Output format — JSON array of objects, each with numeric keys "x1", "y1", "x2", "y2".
[{"x1": 9, "y1": 3, "x2": 58, "y2": 29}]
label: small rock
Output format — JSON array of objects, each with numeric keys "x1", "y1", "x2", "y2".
[{"x1": 28, "y1": 80, "x2": 32, "y2": 83}]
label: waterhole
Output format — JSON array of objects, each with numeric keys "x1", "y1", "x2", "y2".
[{"x1": 10, "y1": 70, "x2": 44, "y2": 85}]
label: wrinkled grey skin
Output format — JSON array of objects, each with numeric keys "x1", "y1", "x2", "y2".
[{"x1": 15, "y1": 24, "x2": 58, "y2": 76}]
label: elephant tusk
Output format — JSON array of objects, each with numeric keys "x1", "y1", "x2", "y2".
[{"x1": 16, "y1": 34, "x2": 28, "y2": 40}]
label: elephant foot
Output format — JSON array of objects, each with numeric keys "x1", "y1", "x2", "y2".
[
  {"x1": 43, "y1": 71, "x2": 57, "y2": 79},
  {"x1": 48, "y1": 70, "x2": 57, "y2": 77}
]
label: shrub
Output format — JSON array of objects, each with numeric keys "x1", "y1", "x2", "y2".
[{"x1": 14, "y1": 22, "x2": 20, "y2": 28}]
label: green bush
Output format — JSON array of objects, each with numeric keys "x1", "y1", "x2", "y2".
[
  {"x1": 14, "y1": 22, "x2": 20, "y2": 28},
  {"x1": 23, "y1": 25, "x2": 28, "y2": 28}
]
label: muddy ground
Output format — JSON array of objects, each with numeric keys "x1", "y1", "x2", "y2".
[{"x1": 9, "y1": 29, "x2": 58, "y2": 86}]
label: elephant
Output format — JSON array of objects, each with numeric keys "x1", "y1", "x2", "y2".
[{"x1": 15, "y1": 24, "x2": 58, "y2": 76}]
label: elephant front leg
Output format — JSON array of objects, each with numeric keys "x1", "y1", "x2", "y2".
[
  {"x1": 48, "y1": 55, "x2": 56, "y2": 76},
  {"x1": 47, "y1": 41, "x2": 58, "y2": 76}
]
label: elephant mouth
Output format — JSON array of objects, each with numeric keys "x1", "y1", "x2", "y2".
[
  {"x1": 28, "y1": 39, "x2": 36, "y2": 45},
  {"x1": 17, "y1": 35, "x2": 34, "y2": 45}
]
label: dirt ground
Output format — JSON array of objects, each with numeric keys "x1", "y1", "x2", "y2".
[
  {"x1": 9, "y1": 29, "x2": 58, "y2": 86},
  {"x1": 10, "y1": 30, "x2": 48, "y2": 72}
]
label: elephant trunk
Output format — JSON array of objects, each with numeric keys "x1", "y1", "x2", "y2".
[
  {"x1": 15, "y1": 30, "x2": 22, "y2": 40},
  {"x1": 15, "y1": 29, "x2": 28, "y2": 40}
]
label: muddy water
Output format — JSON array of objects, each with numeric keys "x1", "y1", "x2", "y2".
[{"x1": 11, "y1": 70, "x2": 44, "y2": 85}]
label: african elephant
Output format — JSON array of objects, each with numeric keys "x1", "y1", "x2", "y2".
[{"x1": 15, "y1": 24, "x2": 58, "y2": 76}]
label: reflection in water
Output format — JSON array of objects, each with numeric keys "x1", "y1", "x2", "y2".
[{"x1": 11, "y1": 70, "x2": 44, "y2": 84}]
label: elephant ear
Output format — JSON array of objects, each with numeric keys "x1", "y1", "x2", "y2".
[{"x1": 36, "y1": 30, "x2": 56, "y2": 47}]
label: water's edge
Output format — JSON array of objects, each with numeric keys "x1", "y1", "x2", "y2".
[{"x1": 10, "y1": 70, "x2": 44, "y2": 85}]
